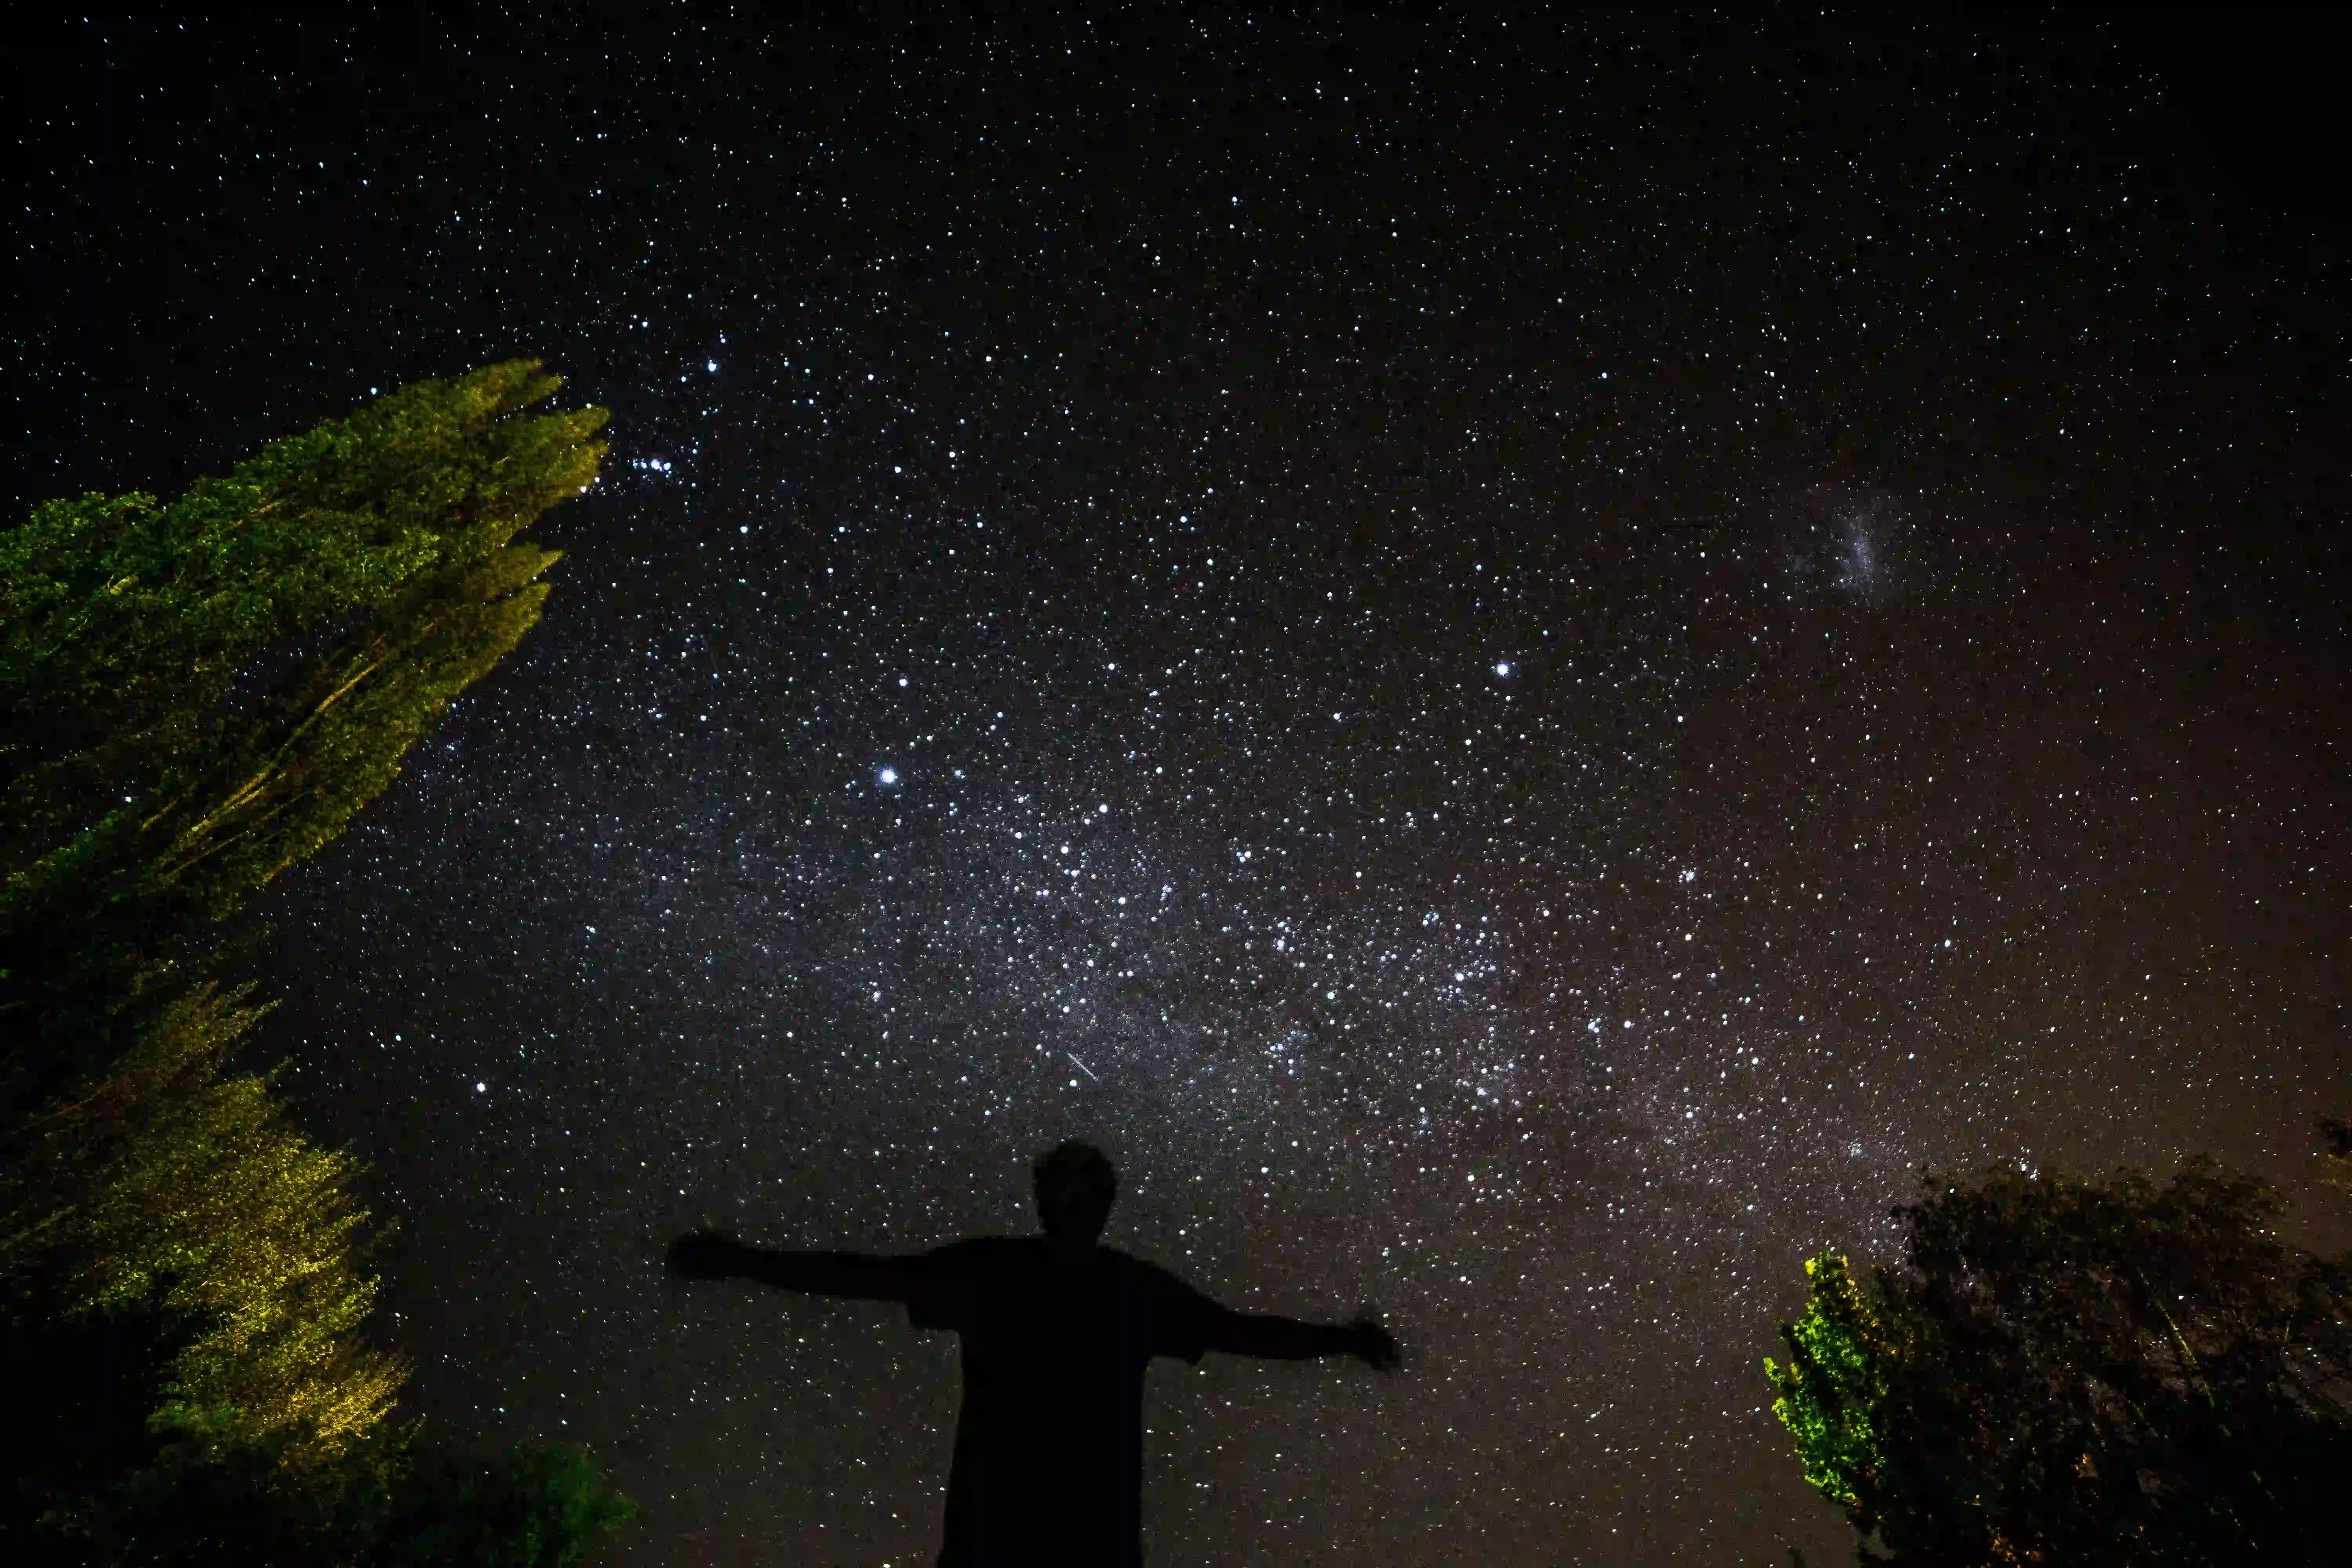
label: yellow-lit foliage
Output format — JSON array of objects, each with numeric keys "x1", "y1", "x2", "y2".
[
  {"x1": 11, "y1": 984, "x2": 405, "y2": 1471},
  {"x1": 4, "y1": 360, "x2": 603, "y2": 937},
  {"x1": 154, "y1": 535, "x2": 563, "y2": 910},
  {"x1": 1764, "y1": 1251, "x2": 1891, "y2": 1515}
]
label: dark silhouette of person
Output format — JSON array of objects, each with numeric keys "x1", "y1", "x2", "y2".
[{"x1": 665, "y1": 1139, "x2": 1400, "y2": 1567}]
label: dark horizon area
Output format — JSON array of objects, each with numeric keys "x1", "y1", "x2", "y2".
[{"x1": 17, "y1": 15, "x2": 2349, "y2": 1564}]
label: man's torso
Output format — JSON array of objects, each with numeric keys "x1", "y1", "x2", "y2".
[{"x1": 905, "y1": 1238, "x2": 1221, "y2": 1566}]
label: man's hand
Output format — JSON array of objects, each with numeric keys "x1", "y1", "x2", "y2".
[
  {"x1": 665, "y1": 1229, "x2": 744, "y2": 1281},
  {"x1": 1345, "y1": 1314, "x2": 1401, "y2": 1373}
]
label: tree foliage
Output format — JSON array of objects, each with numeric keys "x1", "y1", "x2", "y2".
[
  {"x1": 0, "y1": 360, "x2": 604, "y2": 1085},
  {"x1": 2, "y1": 359, "x2": 598, "y2": 813},
  {"x1": 2321, "y1": 1120, "x2": 2352, "y2": 1198},
  {"x1": 9, "y1": 985, "x2": 403, "y2": 1472},
  {"x1": 98, "y1": 1432, "x2": 635, "y2": 1567},
  {"x1": 0, "y1": 364, "x2": 626, "y2": 1561},
  {"x1": 1766, "y1": 1252, "x2": 1892, "y2": 1515},
  {"x1": 1767, "y1": 1161, "x2": 2352, "y2": 1566}
]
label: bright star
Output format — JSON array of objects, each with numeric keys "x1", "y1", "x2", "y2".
[
  {"x1": 1494, "y1": 661, "x2": 1512, "y2": 677},
  {"x1": 878, "y1": 767, "x2": 899, "y2": 786}
]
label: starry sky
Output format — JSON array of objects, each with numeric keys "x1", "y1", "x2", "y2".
[{"x1": 18, "y1": 16, "x2": 2352, "y2": 1566}]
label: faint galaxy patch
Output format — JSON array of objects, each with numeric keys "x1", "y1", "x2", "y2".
[{"x1": 1782, "y1": 487, "x2": 1916, "y2": 602}]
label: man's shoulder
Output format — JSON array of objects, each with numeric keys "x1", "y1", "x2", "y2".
[{"x1": 1092, "y1": 1247, "x2": 1225, "y2": 1358}]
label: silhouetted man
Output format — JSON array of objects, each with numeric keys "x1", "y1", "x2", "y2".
[{"x1": 666, "y1": 1139, "x2": 1400, "y2": 1567}]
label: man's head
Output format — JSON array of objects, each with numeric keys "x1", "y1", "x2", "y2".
[{"x1": 1033, "y1": 1139, "x2": 1117, "y2": 1245}]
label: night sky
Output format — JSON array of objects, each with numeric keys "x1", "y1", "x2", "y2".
[{"x1": 19, "y1": 16, "x2": 2351, "y2": 1566}]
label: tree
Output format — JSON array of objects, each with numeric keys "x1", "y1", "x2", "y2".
[
  {"x1": 2, "y1": 360, "x2": 604, "y2": 1099},
  {"x1": 0, "y1": 364, "x2": 628, "y2": 1560},
  {"x1": 2321, "y1": 1120, "x2": 2352, "y2": 1198},
  {"x1": 1767, "y1": 1160, "x2": 2352, "y2": 1566}
]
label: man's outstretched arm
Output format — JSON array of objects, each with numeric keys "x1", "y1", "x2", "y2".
[
  {"x1": 666, "y1": 1229, "x2": 922, "y2": 1301},
  {"x1": 1207, "y1": 1308, "x2": 1401, "y2": 1371}
]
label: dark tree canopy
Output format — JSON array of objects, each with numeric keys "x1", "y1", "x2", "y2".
[
  {"x1": 2322, "y1": 1120, "x2": 2352, "y2": 1196},
  {"x1": 1769, "y1": 1160, "x2": 2352, "y2": 1566}
]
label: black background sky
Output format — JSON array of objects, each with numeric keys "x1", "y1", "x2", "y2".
[{"x1": 17, "y1": 14, "x2": 2351, "y2": 1566}]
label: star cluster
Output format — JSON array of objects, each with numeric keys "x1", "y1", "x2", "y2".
[{"x1": 20, "y1": 17, "x2": 2349, "y2": 1566}]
